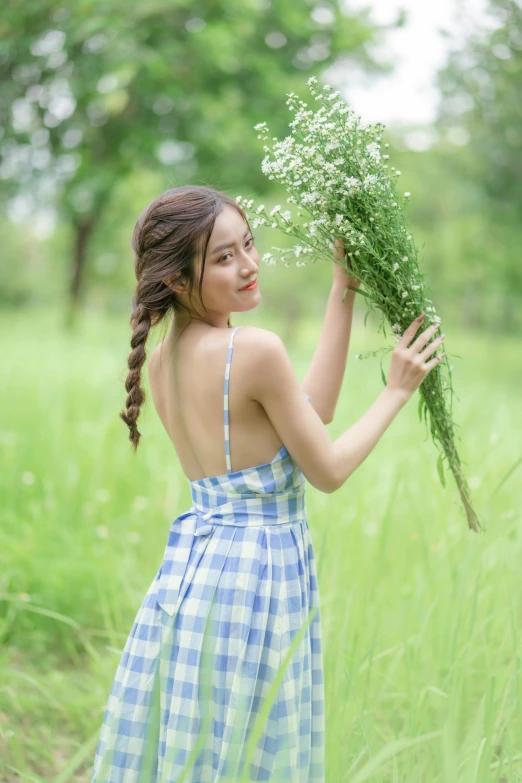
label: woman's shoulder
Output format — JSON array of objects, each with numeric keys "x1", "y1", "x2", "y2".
[
  {"x1": 235, "y1": 326, "x2": 292, "y2": 395},
  {"x1": 235, "y1": 325, "x2": 283, "y2": 352}
]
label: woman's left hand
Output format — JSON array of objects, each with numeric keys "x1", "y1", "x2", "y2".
[{"x1": 333, "y1": 238, "x2": 361, "y2": 291}]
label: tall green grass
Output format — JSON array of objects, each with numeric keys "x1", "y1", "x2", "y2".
[{"x1": 1, "y1": 306, "x2": 521, "y2": 781}]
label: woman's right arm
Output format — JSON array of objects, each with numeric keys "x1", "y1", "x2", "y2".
[{"x1": 246, "y1": 314, "x2": 445, "y2": 493}]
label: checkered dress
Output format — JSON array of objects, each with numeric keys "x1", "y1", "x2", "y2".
[{"x1": 92, "y1": 325, "x2": 325, "y2": 782}]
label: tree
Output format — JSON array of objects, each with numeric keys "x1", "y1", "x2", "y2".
[
  {"x1": 436, "y1": 0, "x2": 522, "y2": 207},
  {"x1": 435, "y1": 0, "x2": 522, "y2": 329},
  {"x1": 0, "y1": 0, "x2": 397, "y2": 322}
]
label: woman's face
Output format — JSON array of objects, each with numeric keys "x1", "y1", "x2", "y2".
[{"x1": 191, "y1": 204, "x2": 261, "y2": 322}]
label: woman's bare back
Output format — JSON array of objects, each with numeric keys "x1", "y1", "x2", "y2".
[{"x1": 147, "y1": 324, "x2": 284, "y2": 482}]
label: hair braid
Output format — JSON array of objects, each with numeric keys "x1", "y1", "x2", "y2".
[
  {"x1": 120, "y1": 296, "x2": 151, "y2": 451},
  {"x1": 121, "y1": 185, "x2": 251, "y2": 450}
]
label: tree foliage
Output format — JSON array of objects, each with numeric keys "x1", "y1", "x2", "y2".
[
  {"x1": 436, "y1": 0, "x2": 522, "y2": 210},
  {"x1": 0, "y1": 0, "x2": 392, "y2": 312}
]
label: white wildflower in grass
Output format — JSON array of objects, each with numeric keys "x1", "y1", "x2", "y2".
[{"x1": 239, "y1": 76, "x2": 481, "y2": 532}]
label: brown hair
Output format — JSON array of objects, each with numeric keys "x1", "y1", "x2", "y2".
[{"x1": 119, "y1": 185, "x2": 251, "y2": 451}]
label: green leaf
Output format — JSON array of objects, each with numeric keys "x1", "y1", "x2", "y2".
[
  {"x1": 417, "y1": 394, "x2": 424, "y2": 422},
  {"x1": 353, "y1": 287, "x2": 372, "y2": 299},
  {"x1": 436, "y1": 452, "x2": 446, "y2": 488},
  {"x1": 380, "y1": 364, "x2": 387, "y2": 387}
]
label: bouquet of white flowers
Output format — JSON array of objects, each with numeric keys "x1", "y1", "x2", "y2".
[{"x1": 237, "y1": 76, "x2": 481, "y2": 532}]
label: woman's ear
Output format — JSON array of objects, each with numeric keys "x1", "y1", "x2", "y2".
[{"x1": 163, "y1": 275, "x2": 189, "y2": 295}]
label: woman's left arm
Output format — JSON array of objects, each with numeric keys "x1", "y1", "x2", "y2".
[{"x1": 302, "y1": 240, "x2": 360, "y2": 424}]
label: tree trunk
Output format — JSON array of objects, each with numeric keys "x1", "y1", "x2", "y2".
[{"x1": 65, "y1": 216, "x2": 97, "y2": 328}]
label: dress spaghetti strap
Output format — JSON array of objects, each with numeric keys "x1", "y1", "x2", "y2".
[{"x1": 224, "y1": 325, "x2": 244, "y2": 473}]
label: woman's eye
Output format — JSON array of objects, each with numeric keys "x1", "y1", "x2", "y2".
[{"x1": 218, "y1": 237, "x2": 255, "y2": 263}]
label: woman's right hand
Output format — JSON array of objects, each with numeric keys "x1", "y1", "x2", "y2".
[{"x1": 386, "y1": 314, "x2": 445, "y2": 403}]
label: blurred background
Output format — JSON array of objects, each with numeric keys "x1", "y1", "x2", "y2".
[
  {"x1": 2, "y1": 1, "x2": 521, "y2": 780},
  {"x1": 2, "y1": 0, "x2": 521, "y2": 332}
]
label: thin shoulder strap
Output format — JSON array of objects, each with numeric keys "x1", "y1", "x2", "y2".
[{"x1": 224, "y1": 325, "x2": 244, "y2": 472}]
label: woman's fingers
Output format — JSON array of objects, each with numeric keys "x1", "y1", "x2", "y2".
[
  {"x1": 408, "y1": 322, "x2": 441, "y2": 353},
  {"x1": 398, "y1": 314, "x2": 427, "y2": 349},
  {"x1": 423, "y1": 351, "x2": 446, "y2": 371},
  {"x1": 419, "y1": 332, "x2": 445, "y2": 362}
]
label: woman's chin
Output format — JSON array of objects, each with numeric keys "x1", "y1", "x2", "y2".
[
  {"x1": 238, "y1": 303, "x2": 260, "y2": 314},
  {"x1": 235, "y1": 291, "x2": 261, "y2": 312}
]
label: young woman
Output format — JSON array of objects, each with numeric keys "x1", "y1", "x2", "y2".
[{"x1": 92, "y1": 185, "x2": 445, "y2": 782}]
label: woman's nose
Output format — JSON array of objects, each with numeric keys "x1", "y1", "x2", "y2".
[{"x1": 241, "y1": 251, "x2": 258, "y2": 269}]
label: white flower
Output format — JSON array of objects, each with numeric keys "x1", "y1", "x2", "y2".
[
  {"x1": 256, "y1": 204, "x2": 265, "y2": 213},
  {"x1": 404, "y1": 192, "x2": 411, "y2": 197},
  {"x1": 365, "y1": 142, "x2": 381, "y2": 162},
  {"x1": 363, "y1": 174, "x2": 378, "y2": 188},
  {"x1": 402, "y1": 291, "x2": 408, "y2": 298},
  {"x1": 307, "y1": 76, "x2": 318, "y2": 85},
  {"x1": 344, "y1": 176, "x2": 360, "y2": 190},
  {"x1": 269, "y1": 204, "x2": 281, "y2": 216},
  {"x1": 402, "y1": 256, "x2": 408, "y2": 262},
  {"x1": 393, "y1": 263, "x2": 399, "y2": 271}
]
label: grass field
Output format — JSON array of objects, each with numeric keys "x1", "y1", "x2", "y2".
[{"x1": 1, "y1": 306, "x2": 521, "y2": 782}]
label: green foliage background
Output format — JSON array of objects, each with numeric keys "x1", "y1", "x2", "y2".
[{"x1": 1, "y1": 0, "x2": 522, "y2": 779}]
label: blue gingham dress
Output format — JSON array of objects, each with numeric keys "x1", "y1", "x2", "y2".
[{"x1": 92, "y1": 325, "x2": 325, "y2": 782}]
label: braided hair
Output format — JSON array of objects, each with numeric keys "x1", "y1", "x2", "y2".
[{"x1": 120, "y1": 185, "x2": 250, "y2": 450}]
